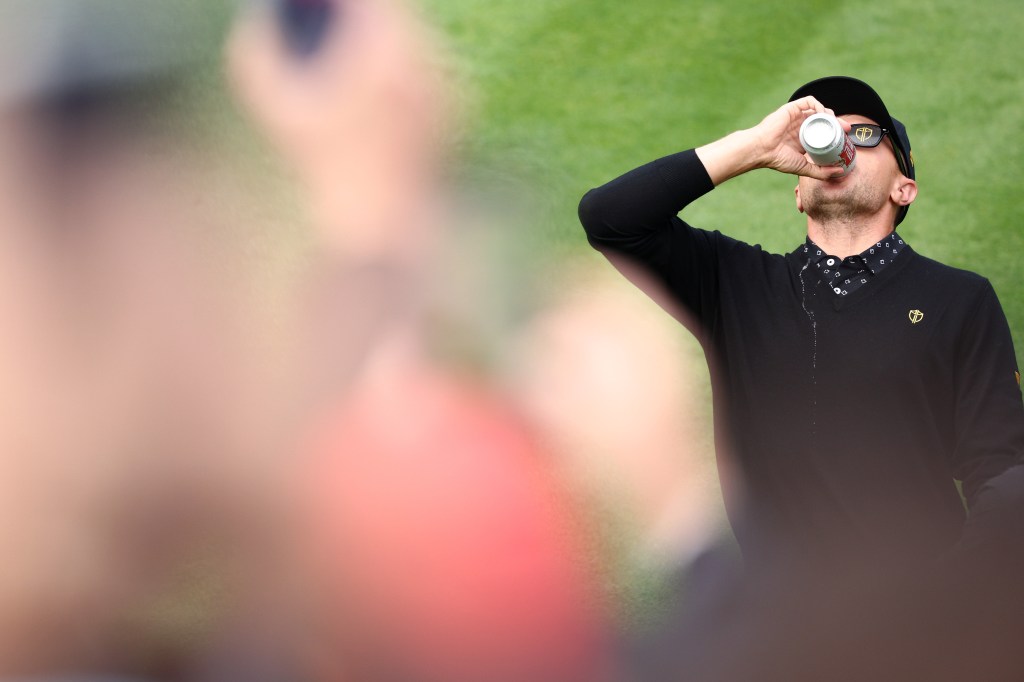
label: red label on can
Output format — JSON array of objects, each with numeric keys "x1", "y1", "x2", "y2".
[{"x1": 839, "y1": 135, "x2": 856, "y2": 167}]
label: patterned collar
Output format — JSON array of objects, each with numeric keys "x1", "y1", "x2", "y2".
[{"x1": 801, "y1": 232, "x2": 908, "y2": 297}]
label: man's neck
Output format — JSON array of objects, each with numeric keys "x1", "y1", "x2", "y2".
[{"x1": 806, "y1": 217, "x2": 895, "y2": 259}]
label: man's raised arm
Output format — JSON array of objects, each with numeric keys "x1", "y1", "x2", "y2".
[{"x1": 577, "y1": 97, "x2": 845, "y2": 324}]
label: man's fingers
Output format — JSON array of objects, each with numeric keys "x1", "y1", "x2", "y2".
[
  {"x1": 801, "y1": 163, "x2": 845, "y2": 180},
  {"x1": 786, "y1": 155, "x2": 844, "y2": 180},
  {"x1": 789, "y1": 96, "x2": 826, "y2": 116}
]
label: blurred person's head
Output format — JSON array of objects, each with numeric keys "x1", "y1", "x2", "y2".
[
  {"x1": 0, "y1": 2, "x2": 287, "y2": 677},
  {"x1": 508, "y1": 262, "x2": 726, "y2": 566}
]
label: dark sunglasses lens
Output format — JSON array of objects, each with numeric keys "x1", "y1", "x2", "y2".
[{"x1": 850, "y1": 125, "x2": 883, "y2": 147}]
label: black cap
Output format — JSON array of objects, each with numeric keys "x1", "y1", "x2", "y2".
[{"x1": 790, "y1": 76, "x2": 915, "y2": 225}]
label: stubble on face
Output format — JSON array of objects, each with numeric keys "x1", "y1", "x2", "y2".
[{"x1": 803, "y1": 174, "x2": 892, "y2": 225}]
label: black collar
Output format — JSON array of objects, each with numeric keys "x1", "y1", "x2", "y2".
[{"x1": 799, "y1": 232, "x2": 908, "y2": 297}]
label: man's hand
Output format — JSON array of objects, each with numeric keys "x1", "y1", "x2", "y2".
[
  {"x1": 696, "y1": 97, "x2": 850, "y2": 186},
  {"x1": 227, "y1": 0, "x2": 452, "y2": 258},
  {"x1": 754, "y1": 96, "x2": 853, "y2": 177}
]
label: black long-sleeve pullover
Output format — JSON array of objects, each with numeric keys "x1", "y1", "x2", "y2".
[{"x1": 579, "y1": 149, "x2": 1024, "y2": 568}]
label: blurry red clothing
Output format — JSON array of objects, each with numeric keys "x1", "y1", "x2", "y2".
[{"x1": 300, "y1": 368, "x2": 607, "y2": 682}]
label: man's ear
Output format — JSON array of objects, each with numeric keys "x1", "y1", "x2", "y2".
[
  {"x1": 795, "y1": 185, "x2": 804, "y2": 213},
  {"x1": 893, "y1": 177, "x2": 917, "y2": 207}
]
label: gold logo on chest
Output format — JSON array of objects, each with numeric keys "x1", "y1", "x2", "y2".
[{"x1": 908, "y1": 309, "x2": 924, "y2": 324}]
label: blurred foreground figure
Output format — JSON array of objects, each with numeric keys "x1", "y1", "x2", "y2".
[
  {"x1": 229, "y1": 1, "x2": 610, "y2": 680},
  {"x1": 508, "y1": 264, "x2": 748, "y2": 680},
  {"x1": 0, "y1": 2, "x2": 288, "y2": 679}
]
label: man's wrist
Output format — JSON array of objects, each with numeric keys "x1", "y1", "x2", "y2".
[{"x1": 695, "y1": 128, "x2": 764, "y2": 186}]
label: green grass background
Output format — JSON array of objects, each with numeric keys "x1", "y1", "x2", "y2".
[
  {"x1": 425, "y1": 0, "x2": 1024, "y2": 361},
  {"x1": 106, "y1": 0, "x2": 1024, "y2": 636}
]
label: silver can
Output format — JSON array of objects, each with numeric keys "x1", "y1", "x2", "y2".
[{"x1": 799, "y1": 113, "x2": 856, "y2": 175}]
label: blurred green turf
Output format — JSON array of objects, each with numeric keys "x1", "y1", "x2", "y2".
[{"x1": 425, "y1": 0, "x2": 1024, "y2": 363}]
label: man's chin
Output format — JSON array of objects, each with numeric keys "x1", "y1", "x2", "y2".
[
  {"x1": 806, "y1": 184, "x2": 861, "y2": 217},
  {"x1": 804, "y1": 199, "x2": 859, "y2": 224}
]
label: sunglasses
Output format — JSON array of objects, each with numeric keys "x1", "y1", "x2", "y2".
[
  {"x1": 848, "y1": 123, "x2": 888, "y2": 147},
  {"x1": 849, "y1": 123, "x2": 909, "y2": 176}
]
